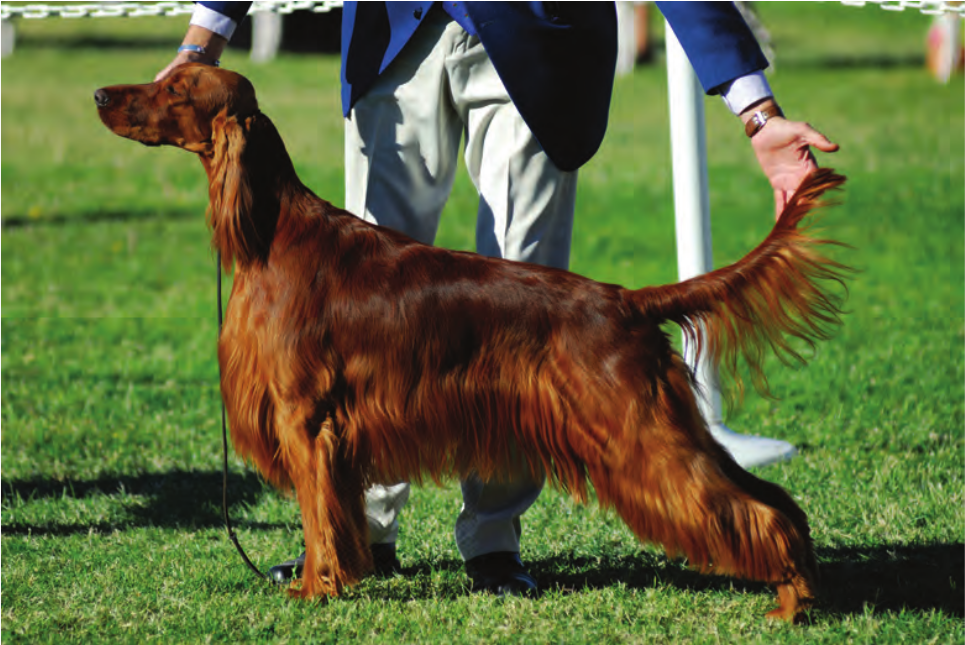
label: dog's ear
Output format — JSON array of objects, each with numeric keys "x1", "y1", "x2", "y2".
[{"x1": 207, "y1": 110, "x2": 261, "y2": 271}]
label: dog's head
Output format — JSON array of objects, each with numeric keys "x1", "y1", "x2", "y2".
[
  {"x1": 94, "y1": 63, "x2": 259, "y2": 155},
  {"x1": 96, "y1": 64, "x2": 286, "y2": 271}
]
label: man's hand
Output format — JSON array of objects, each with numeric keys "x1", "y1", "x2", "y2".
[
  {"x1": 155, "y1": 25, "x2": 227, "y2": 82},
  {"x1": 742, "y1": 100, "x2": 839, "y2": 218}
]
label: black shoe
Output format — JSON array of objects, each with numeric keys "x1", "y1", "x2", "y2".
[
  {"x1": 267, "y1": 543, "x2": 401, "y2": 584},
  {"x1": 268, "y1": 552, "x2": 305, "y2": 585},
  {"x1": 371, "y1": 542, "x2": 403, "y2": 576},
  {"x1": 465, "y1": 552, "x2": 538, "y2": 597}
]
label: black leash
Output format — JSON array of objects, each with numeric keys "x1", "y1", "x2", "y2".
[{"x1": 218, "y1": 252, "x2": 268, "y2": 581}]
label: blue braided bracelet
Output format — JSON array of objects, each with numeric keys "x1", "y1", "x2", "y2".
[{"x1": 178, "y1": 44, "x2": 220, "y2": 67}]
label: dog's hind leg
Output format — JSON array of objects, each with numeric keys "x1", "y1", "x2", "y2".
[
  {"x1": 282, "y1": 410, "x2": 372, "y2": 599},
  {"x1": 586, "y1": 356, "x2": 817, "y2": 622},
  {"x1": 711, "y1": 445, "x2": 819, "y2": 622}
]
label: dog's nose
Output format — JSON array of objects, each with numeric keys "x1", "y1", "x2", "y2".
[{"x1": 94, "y1": 88, "x2": 111, "y2": 108}]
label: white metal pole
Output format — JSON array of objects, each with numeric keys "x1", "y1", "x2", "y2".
[
  {"x1": 664, "y1": 22, "x2": 723, "y2": 426},
  {"x1": 664, "y1": 22, "x2": 796, "y2": 468},
  {"x1": 250, "y1": 10, "x2": 283, "y2": 63}
]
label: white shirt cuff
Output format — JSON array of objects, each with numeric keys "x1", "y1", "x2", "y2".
[
  {"x1": 719, "y1": 72, "x2": 773, "y2": 115},
  {"x1": 190, "y1": 4, "x2": 240, "y2": 40}
]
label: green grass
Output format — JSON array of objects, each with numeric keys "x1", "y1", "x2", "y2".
[{"x1": 3, "y1": 4, "x2": 963, "y2": 643}]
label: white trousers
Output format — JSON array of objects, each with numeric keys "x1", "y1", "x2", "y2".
[{"x1": 343, "y1": 12, "x2": 578, "y2": 561}]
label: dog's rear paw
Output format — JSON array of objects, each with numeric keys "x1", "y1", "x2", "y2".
[
  {"x1": 765, "y1": 603, "x2": 813, "y2": 625},
  {"x1": 766, "y1": 577, "x2": 816, "y2": 624}
]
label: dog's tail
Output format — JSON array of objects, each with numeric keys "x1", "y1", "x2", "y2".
[{"x1": 628, "y1": 168, "x2": 851, "y2": 397}]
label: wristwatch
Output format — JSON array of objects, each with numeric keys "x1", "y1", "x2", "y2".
[{"x1": 744, "y1": 105, "x2": 783, "y2": 138}]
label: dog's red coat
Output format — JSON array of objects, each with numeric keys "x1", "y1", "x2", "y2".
[{"x1": 97, "y1": 64, "x2": 850, "y2": 622}]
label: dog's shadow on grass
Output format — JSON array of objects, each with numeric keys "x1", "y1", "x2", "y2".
[
  {"x1": 813, "y1": 542, "x2": 964, "y2": 619},
  {"x1": 385, "y1": 542, "x2": 964, "y2": 620},
  {"x1": 531, "y1": 542, "x2": 965, "y2": 619},
  {"x1": 1, "y1": 469, "x2": 282, "y2": 535}
]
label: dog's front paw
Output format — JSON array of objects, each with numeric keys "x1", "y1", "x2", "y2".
[{"x1": 287, "y1": 575, "x2": 342, "y2": 600}]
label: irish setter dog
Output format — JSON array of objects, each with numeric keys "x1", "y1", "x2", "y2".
[{"x1": 96, "y1": 64, "x2": 849, "y2": 622}]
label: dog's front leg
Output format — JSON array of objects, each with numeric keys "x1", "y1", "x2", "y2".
[{"x1": 283, "y1": 411, "x2": 373, "y2": 599}]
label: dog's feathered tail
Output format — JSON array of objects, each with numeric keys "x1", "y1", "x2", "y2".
[{"x1": 628, "y1": 168, "x2": 851, "y2": 398}]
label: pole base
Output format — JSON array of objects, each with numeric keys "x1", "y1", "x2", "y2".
[{"x1": 707, "y1": 422, "x2": 797, "y2": 469}]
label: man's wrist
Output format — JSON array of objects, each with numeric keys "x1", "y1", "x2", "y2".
[
  {"x1": 179, "y1": 25, "x2": 227, "y2": 65},
  {"x1": 178, "y1": 44, "x2": 220, "y2": 66},
  {"x1": 740, "y1": 99, "x2": 784, "y2": 138}
]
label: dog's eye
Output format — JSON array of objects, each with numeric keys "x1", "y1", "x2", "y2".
[{"x1": 166, "y1": 85, "x2": 181, "y2": 97}]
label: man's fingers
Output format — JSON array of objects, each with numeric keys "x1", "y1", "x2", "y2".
[
  {"x1": 154, "y1": 65, "x2": 175, "y2": 83},
  {"x1": 155, "y1": 52, "x2": 213, "y2": 82},
  {"x1": 810, "y1": 136, "x2": 840, "y2": 153},
  {"x1": 800, "y1": 125, "x2": 840, "y2": 153},
  {"x1": 155, "y1": 55, "x2": 186, "y2": 82}
]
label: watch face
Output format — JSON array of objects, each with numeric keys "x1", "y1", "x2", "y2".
[{"x1": 745, "y1": 112, "x2": 765, "y2": 137}]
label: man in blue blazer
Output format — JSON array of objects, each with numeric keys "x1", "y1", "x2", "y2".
[{"x1": 159, "y1": 1, "x2": 838, "y2": 596}]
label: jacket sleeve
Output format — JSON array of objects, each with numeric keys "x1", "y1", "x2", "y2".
[{"x1": 656, "y1": 1, "x2": 769, "y2": 94}]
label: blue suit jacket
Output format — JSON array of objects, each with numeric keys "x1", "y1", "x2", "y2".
[{"x1": 199, "y1": 1, "x2": 766, "y2": 171}]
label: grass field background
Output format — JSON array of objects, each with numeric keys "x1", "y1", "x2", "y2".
[{"x1": 2, "y1": 4, "x2": 963, "y2": 643}]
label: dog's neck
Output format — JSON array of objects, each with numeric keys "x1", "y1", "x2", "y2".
[{"x1": 200, "y1": 111, "x2": 311, "y2": 273}]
